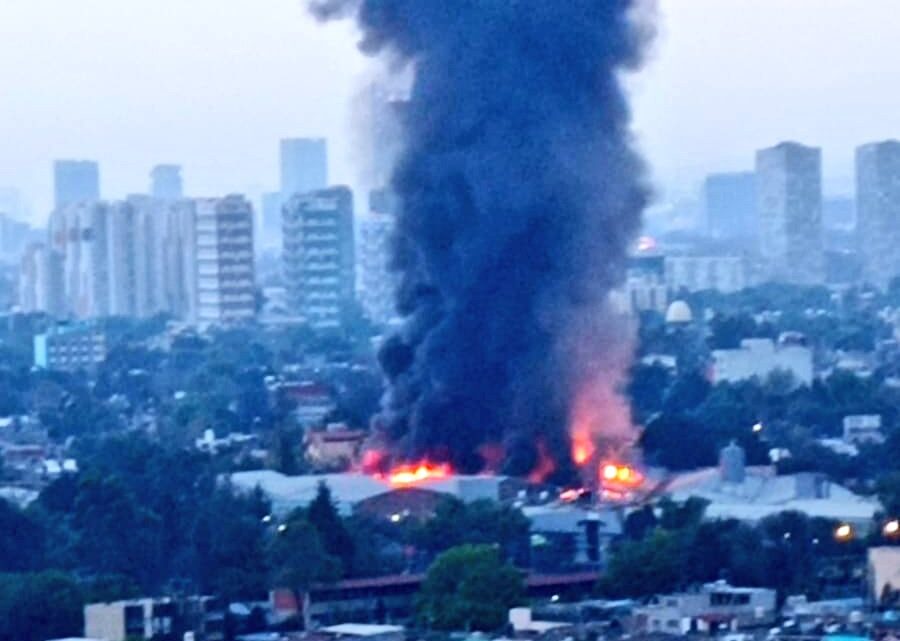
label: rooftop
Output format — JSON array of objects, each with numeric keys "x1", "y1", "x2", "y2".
[
  {"x1": 321, "y1": 624, "x2": 404, "y2": 637},
  {"x1": 665, "y1": 467, "x2": 881, "y2": 526},
  {"x1": 227, "y1": 470, "x2": 506, "y2": 516}
]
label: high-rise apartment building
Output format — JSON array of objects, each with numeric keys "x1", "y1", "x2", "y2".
[
  {"x1": 280, "y1": 138, "x2": 327, "y2": 198},
  {"x1": 856, "y1": 140, "x2": 900, "y2": 289},
  {"x1": 283, "y1": 187, "x2": 355, "y2": 328},
  {"x1": 48, "y1": 201, "x2": 110, "y2": 318},
  {"x1": 163, "y1": 199, "x2": 198, "y2": 321},
  {"x1": 39, "y1": 195, "x2": 253, "y2": 325},
  {"x1": 194, "y1": 195, "x2": 256, "y2": 325},
  {"x1": 704, "y1": 172, "x2": 756, "y2": 240},
  {"x1": 358, "y1": 211, "x2": 396, "y2": 326},
  {"x1": 755, "y1": 142, "x2": 824, "y2": 285},
  {"x1": 150, "y1": 164, "x2": 183, "y2": 200},
  {"x1": 107, "y1": 201, "x2": 138, "y2": 316},
  {"x1": 19, "y1": 243, "x2": 64, "y2": 315},
  {"x1": 54, "y1": 160, "x2": 100, "y2": 208}
]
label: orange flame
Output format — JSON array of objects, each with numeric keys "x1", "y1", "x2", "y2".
[
  {"x1": 528, "y1": 442, "x2": 557, "y2": 484},
  {"x1": 385, "y1": 462, "x2": 452, "y2": 486},
  {"x1": 571, "y1": 431, "x2": 596, "y2": 466},
  {"x1": 559, "y1": 487, "x2": 588, "y2": 503},
  {"x1": 361, "y1": 449, "x2": 388, "y2": 474},
  {"x1": 599, "y1": 462, "x2": 644, "y2": 488}
]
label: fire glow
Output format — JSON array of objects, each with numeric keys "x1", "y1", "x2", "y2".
[
  {"x1": 600, "y1": 462, "x2": 644, "y2": 488},
  {"x1": 571, "y1": 431, "x2": 596, "y2": 467},
  {"x1": 384, "y1": 462, "x2": 452, "y2": 486}
]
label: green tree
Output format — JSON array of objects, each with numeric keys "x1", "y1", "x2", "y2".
[
  {"x1": 267, "y1": 513, "x2": 340, "y2": 629},
  {"x1": 192, "y1": 486, "x2": 270, "y2": 601},
  {"x1": 415, "y1": 498, "x2": 530, "y2": 564},
  {"x1": 640, "y1": 414, "x2": 717, "y2": 470},
  {"x1": 627, "y1": 363, "x2": 673, "y2": 421},
  {"x1": 877, "y1": 472, "x2": 900, "y2": 516},
  {"x1": 0, "y1": 571, "x2": 84, "y2": 641},
  {"x1": 416, "y1": 544, "x2": 524, "y2": 631},
  {"x1": 307, "y1": 482, "x2": 355, "y2": 576},
  {"x1": 0, "y1": 499, "x2": 44, "y2": 571},
  {"x1": 598, "y1": 529, "x2": 686, "y2": 598}
]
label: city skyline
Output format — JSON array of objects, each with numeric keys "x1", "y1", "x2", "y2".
[{"x1": 2, "y1": 1, "x2": 900, "y2": 221}]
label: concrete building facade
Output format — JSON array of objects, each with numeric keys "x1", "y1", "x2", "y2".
[
  {"x1": 358, "y1": 210, "x2": 396, "y2": 325},
  {"x1": 665, "y1": 255, "x2": 747, "y2": 293},
  {"x1": 711, "y1": 337, "x2": 813, "y2": 385},
  {"x1": 194, "y1": 195, "x2": 256, "y2": 325},
  {"x1": 19, "y1": 242, "x2": 64, "y2": 315},
  {"x1": 33, "y1": 322, "x2": 107, "y2": 372},
  {"x1": 84, "y1": 597, "x2": 223, "y2": 641},
  {"x1": 856, "y1": 140, "x2": 900, "y2": 289},
  {"x1": 283, "y1": 186, "x2": 355, "y2": 328},
  {"x1": 755, "y1": 142, "x2": 824, "y2": 284}
]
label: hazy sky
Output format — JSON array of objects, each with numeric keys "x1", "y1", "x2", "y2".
[{"x1": 1, "y1": 0, "x2": 899, "y2": 222}]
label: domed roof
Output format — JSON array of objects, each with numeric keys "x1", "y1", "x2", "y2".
[{"x1": 665, "y1": 300, "x2": 693, "y2": 324}]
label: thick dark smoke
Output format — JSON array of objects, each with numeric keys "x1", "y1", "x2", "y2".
[{"x1": 312, "y1": 0, "x2": 653, "y2": 479}]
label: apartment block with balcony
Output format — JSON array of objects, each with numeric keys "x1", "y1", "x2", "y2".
[
  {"x1": 283, "y1": 186, "x2": 355, "y2": 329},
  {"x1": 194, "y1": 195, "x2": 256, "y2": 325}
]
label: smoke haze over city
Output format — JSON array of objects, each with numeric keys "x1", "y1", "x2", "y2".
[{"x1": 1, "y1": 0, "x2": 900, "y2": 218}]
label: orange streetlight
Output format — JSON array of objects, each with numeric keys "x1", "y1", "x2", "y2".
[{"x1": 834, "y1": 523, "x2": 854, "y2": 542}]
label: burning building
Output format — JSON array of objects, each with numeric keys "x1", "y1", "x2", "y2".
[
  {"x1": 226, "y1": 469, "x2": 518, "y2": 519},
  {"x1": 310, "y1": 0, "x2": 653, "y2": 482}
]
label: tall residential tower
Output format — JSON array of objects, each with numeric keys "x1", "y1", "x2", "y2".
[
  {"x1": 755, "y1": 142, "x2": 824, "y2": 285},
  {"x1": 283, "y1": 187, "x2": 355, "y2": 329},
  {"x1": 856, "y1": 140, "x2": 900, "y2": 289}
]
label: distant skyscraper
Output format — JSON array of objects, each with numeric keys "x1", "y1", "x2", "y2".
[
  {"x1": 150, "y1": 164, "x2": 183, "y2": 200},
  {"x1": 283, "y1": 187, "x2": 355, "y2": 328},
  {"x1": 54, "y1": 160, "x2": 100, "y2": 208},
  {"x1": 755, "y1": 142, "x2": 824, "y2": 285},
  {"x1": 704, "y1": 172, "x2": 756, "y2": 240},
  {"x1": 856, "y1": 140, "x2": 900, "y2": 289},
  {"x1": 193, "y1": 195, "x2": 256, "y2": 325},
  {"x1": 280, "y1": 138, "x2": 327, "y2": 198}
]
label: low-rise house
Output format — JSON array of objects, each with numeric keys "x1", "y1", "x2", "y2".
[
  {"x1": 869, "y1": 547, "x2": 900, "y2": 605},
  {"x1": 711, "y1": 336, "x2": 813, "y2": 385},
  {"x1": 305, "y1": 425, "x2": 367, "y2": 469},
  {"x1": 85, "y1": 596, "x2": 224, "y2": 641},
  {"x1": 843, "y1": 415, "x2": 884, "y2": 445},
  {"x1": 509, "y1": 607, "x2": 573, "y2": 638},
  {"x1": 33, "y1": 322, "x2": 107, "y2": 373},
  {"x1": 631, "y1": 581, "x2": 777, "y2": 634}
]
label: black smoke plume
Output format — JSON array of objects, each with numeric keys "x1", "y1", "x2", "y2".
[{"x1": 312, "y1": 0, "x2": 653, "y2": 479}]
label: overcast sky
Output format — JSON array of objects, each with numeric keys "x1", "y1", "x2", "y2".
[{"x1": 1, "y1": 0, "x2": 899, "y2": 222}]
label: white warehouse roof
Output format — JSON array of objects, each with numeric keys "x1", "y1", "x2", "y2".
[{"x1": 226, "y1": 470, "x2": 505, "y2": 516}]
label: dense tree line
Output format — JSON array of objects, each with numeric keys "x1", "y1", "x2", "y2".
[
  {"x1": 0, "y1": 431, "x2": 535, "y2": 638},
  {"x1": 601, "y1": 499, "x2": 869, "y2": 601}
]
